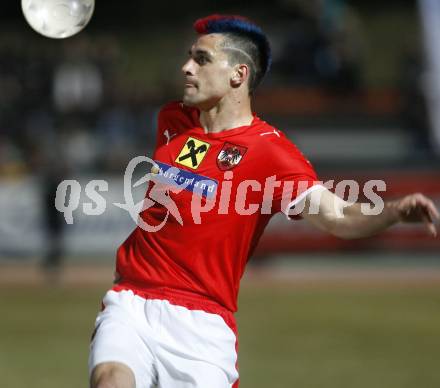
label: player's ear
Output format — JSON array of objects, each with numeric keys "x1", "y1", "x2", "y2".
[{"x1": 231, "y1": 64, "x2": 249, "y2": 88}]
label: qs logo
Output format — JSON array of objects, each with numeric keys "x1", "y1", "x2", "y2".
[{"x1": 175, "y1": 137, "x2": 210, "y2": 170}]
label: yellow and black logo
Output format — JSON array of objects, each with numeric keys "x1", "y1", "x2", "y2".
[{"x1": 175, "y1": 137, "x2": 210, "y2": 170}]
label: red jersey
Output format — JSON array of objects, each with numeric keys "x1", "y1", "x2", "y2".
[{"x1": 114, "y1": 102, "x2": 318, "y2": 313}]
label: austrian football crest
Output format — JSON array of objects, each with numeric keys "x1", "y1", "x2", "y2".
[{"x1": 217, "y1": 142, "x2": 247, "y2": 170}]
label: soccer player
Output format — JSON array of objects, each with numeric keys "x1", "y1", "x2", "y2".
[{"x1": 89, "y1": 15, "x2": 439, "y2": 388}]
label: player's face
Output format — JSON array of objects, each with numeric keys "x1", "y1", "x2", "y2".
[{"x1": 182, "y1": 34, "x2": 234, "y2": 110}]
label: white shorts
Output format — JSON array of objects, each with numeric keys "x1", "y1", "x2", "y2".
[{"x1": 89, "y1": 290, "x2": 239, "y2": 388}]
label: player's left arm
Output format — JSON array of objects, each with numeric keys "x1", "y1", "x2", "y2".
[{"x1": 299, "y1": 188, "x2": 440, "y2": 239}]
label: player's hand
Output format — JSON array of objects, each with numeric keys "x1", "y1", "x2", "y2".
[{"x1": 390, "y1": 193, "x2": 439, "y2": 237}]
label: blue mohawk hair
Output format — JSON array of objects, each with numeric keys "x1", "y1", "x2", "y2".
[{"x1": 193, "y1": 14, "x2": 272, "y2": 86}]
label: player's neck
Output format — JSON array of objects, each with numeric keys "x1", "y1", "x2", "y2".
[{"x1": 199, "y1": 96, "x2": 253, "y2": 134}]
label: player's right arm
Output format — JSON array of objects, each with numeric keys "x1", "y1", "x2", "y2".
[
  {"x1": 259, "y1": 126, "x2": 439, "y2": 239},
  {"x1": 299, "y1": 188, "x2": 439, "y2": 239}
]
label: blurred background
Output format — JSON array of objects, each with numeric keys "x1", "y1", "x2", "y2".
[{"x1": 1, "y1": 1, "x2": 440, "y2": 388}]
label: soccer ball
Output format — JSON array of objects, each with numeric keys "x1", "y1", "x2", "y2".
[{"x1": 22, "y1": 0, "x2": 95, "y2": 39}]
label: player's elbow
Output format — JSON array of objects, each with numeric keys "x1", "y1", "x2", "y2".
[
  {"x1": 305, "y1": 211, "x2": 365, "y2": 239},
  {"x1": 329, "y1": 219, "x2": 380, "y2": 240},
  {"x1": 323, "y1": 218, "x2": 363, "y2": 240}
]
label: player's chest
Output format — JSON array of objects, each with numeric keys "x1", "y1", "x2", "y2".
[{"x1": 154, "y1": 131, "x2": 256, "y2": 181}]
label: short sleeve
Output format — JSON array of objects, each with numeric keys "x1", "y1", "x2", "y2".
[{"x1": 266, "y1": 134, "x2": 321, "y2": 218}]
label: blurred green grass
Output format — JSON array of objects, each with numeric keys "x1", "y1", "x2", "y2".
[{"x1": 1, "y1": 283, "x2": 440, "y2": 388}]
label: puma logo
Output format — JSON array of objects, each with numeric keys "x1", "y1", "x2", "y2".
[{"x1": 164, "y1": 129, "x2": 177, "y2": 145}]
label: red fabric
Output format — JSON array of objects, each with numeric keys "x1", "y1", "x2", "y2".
[{"x1": 115, "y1": 101, "x2": 318, "y2": 313}]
